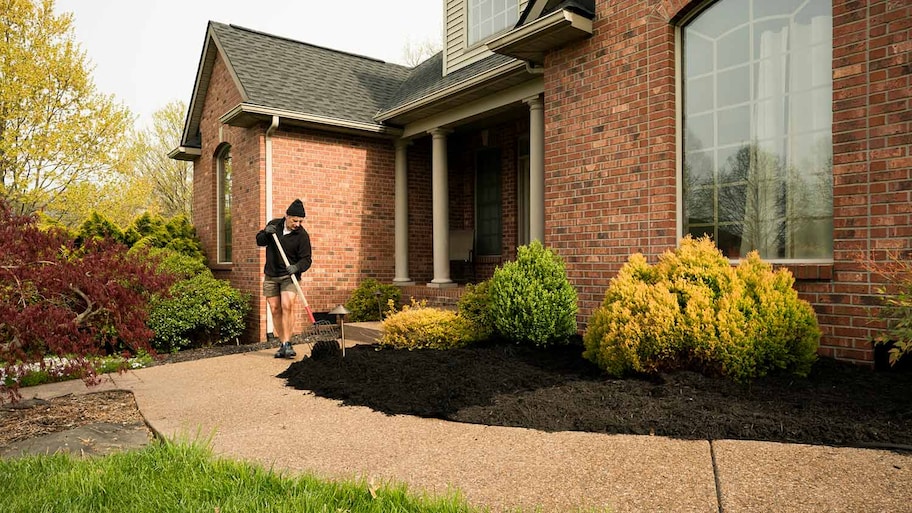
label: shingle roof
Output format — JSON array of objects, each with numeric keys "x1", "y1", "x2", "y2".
[
  {"x1": 378, "y1": 51, "x2": 515, "y2": 116},
  {"x1": 209, "y1": 22, "x2": 412, "y2": 126}
]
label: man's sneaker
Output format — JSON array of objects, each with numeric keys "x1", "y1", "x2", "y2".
[
  {"x1": 284, "y1": 343, "x2": 297, "y2": 358},
  {"x1": 274, "y1": 342, "x2": 296, "y2": 358}
]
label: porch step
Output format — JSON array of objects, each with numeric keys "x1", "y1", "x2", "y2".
[
  {"x1": 343, "y1": 321, "x2": 382, "y2": 345},
  {"x1": 398, "y1": 284, "x2": 467, "y2": 309}
]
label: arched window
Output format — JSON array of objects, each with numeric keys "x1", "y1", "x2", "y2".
[
  {"x1": 217, "y1": 145, "x2": 232, "y2": 263},
  {"x1": 681, "y1": 0, "x2": 832, "y2": 260}
]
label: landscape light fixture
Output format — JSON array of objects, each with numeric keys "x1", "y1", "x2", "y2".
[{"x1": 328, "y1": 304, "x2": 351, "y2": 357}]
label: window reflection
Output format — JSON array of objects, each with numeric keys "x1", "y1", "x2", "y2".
[
  {"x1": 682, "y1": 0, "x2": 832, "y2": 260},
  {"x1": 218, "y1": 147, "x2": 232, "y2": 263}
]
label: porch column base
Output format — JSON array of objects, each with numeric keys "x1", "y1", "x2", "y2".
[
  {"x1": 393, "y1": 279, "x2": 416, "y2": 286},
  {"x1": 427, "y1": 280, "x2": 457, "y2": 289}
]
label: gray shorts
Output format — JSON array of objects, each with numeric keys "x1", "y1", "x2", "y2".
[{"x1": 263, "y1": 275, "x2": 295, "y2": 297}]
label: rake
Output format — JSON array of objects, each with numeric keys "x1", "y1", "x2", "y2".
[{"x1": 270, "y1": 232, "x2": 340, "y2": 352}]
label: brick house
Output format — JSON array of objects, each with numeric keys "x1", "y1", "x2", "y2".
[{"x1": 172, "y1": 0, "x2": 911, "y2": 365}]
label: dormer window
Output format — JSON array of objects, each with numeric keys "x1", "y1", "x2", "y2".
[{"x1": 468, "y1": 0, "x2": 519, "y2": 45}]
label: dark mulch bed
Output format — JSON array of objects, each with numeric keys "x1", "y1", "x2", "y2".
[
  {"x1": 278, "y1": 340, "x2": 912, "y2": 449},
  {"x1": 147, "y1": 342, "x2": 274, "y2": 366}
]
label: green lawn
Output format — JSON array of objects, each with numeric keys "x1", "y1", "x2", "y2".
[{"x1": 0, "y1": 440, "x2": 481, "y2": 513}]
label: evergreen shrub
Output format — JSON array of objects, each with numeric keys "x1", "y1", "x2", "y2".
[
  {"x1": 488, "y1": 240, "x2": 578, "y2": 346},
  {"x1": 77, "y1": 211, "x2": 203, "y2": 260},
  {"x1": 456, "y1": 280, "x2": 495, "y2": 342},
  {"x1": 345, "y1": 278, "x2": 402, "y2": 322},
  {"x1": 380, "y1": 301, "x2": 476, "y2": 350},
  {"x1": 583, "y1": 236, "x2": 820, "y2": 381},
  {"x1": 147, "y1": 272, "x2": 251, "y2": 352},
  {"x1": 139, "y1": 247, "x2": 208, "y2": 280}
]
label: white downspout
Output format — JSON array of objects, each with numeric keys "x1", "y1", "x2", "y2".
[{"x1": 264, "y1": 115, "x2": 280, "y2": 337}]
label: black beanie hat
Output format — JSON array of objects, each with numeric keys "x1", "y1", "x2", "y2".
[{"x1": 286, "y1": 199, "x2": 306, "y2": 218}]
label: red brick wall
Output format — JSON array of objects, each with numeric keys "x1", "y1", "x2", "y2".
[
  {"x1": 270, "y1": 126, "x2": 399, "y2": 315},
  {"x1": 543, "y1": 1, "x2": 679, "y2": 335},
  {"x1": 542, "y1": 0, "x2": 912, "y2": 364},
  {"x1": 192, "y1": 52, "x2": 264, "y2": 343},
  {"x1": 826, "y1": 0, "x2": 912, "y2": 362},
  {"x1": 193, "y1": 52, "x2": 408, "y2": 343},
  {"x1": 407, "y1": 138, "x2": 434, "y2": 283}
]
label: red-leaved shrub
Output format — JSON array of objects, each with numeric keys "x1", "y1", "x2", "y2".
[{"x1": 0, "y1": 202, "x2": 173, "y2": 401}]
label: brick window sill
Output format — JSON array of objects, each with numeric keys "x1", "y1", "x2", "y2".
[{"x1": 775, "y1": 263, "x2": 833, "y2": 281}]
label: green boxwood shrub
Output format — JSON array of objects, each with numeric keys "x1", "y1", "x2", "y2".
[
  {"x1": 147, "y1": 273, "x2": 251, "y2": 352},
  {"x1": 345, "y1": 278, "x2": 402, "y2": 322},
  {"x1": 380, "y1": 302, "x2": 476, "y2": 350},
  {"x1": 488, "y1": 240, "x2": 578, "y2": 346},
  {"x1": 457, "y1": 280, "x2": 495, "y2": 342},
  {"x1": 583, "y1": 236, "x2": 820, "y2": 382}
]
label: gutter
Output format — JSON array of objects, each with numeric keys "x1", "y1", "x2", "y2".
[
  {"x1": 221, "y1": 104, "x2": 403, "y2": 137},
  {"x1": 264, "y1": 115, "x2": 279, "y2": 336},
  {"x1": 265, "y1": 115, "x2": 279, "y2": 220},
  {"x1": 167, "y1": 146, "x2": 202, "y2": 161}
]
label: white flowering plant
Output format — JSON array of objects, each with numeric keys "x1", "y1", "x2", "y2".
[{"x1": 1, "y1": 352, "x2": 153, "y2": 388}]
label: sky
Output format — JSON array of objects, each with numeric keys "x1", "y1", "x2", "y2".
[{"x1": 53, "y1": 0, "x2": 443, "y2": 128}]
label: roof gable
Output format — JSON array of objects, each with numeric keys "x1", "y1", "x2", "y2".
[{"x1": 180, "y1": 22, "x2": 412, "y2": 147}]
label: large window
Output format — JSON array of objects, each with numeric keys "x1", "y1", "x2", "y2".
[
  {"x1": 468, "y1": 0, "x2": 519, "y2": 45},
  {"x1": 682, "y1": 0, "x2": 832, "y2": 260},
  {"x1": 476, "y1": 149, "x2": 502, "y2": 256},
  {"x1": 217, "y1": 146, "x2": 232, "y2": 263}
]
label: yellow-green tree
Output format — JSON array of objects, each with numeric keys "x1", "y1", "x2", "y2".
[
  {"x1": 0, "y1": 0, "x2": 133, "y2": 222},
  {"x1": 132, "y1": 100, "x2": 192, "y2": 218}
]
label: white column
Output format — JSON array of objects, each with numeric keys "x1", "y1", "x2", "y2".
[
  {"x1": 393, "y1": 139, "x2": 414, "y2": 285},
  {"x1": 525, "y1": 94, "x2": 545, "y2": 243},
  {"x1": 429, "y1": 128, "x2": 455, "y2": 287}
]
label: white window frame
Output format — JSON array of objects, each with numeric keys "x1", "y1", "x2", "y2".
[
  {"x1": 217, "y1": 145, "x2": 232, "y2": 264},
  {"x1": 467, "y1": 0, "x2": 520, "y2": 46},
  {"x1": 676, "y1": 0, "x2": 834, "y2": 264}
]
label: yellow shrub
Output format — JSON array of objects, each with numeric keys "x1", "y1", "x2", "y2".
[
  {"x1": 379, "y1": 302, "x2": 476, "y2": 350},
  {"x1": 584, "y1": 236, "x2": 820, "y2": 381}
]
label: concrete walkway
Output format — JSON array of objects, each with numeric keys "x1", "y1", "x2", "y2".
[{"x1": 14, "y1": 326, "x2": 912, "y2": 513}]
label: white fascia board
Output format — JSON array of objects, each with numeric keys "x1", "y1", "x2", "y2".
[
  {"x1": 220, "y1": 104, "x2": 403, "y2": 137},
  {"x1": 487, "y1": 9, "x2": 593, "y2": 54},
  {"x1": 181, "y1": 26, "x2": 250, "y2": 146},
  {"x1": 168, "y1": 146, "x2": 202, "y2": 161},
  {"x1": 401, "y1": 77, "x2": 544, "y2": 139}
]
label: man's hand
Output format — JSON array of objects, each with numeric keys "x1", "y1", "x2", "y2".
[
  {"x1": 286, "y1": 263, "x2": 300, "y2": 275},
  {"x1": 264, "y1": 224, "x2": 277, "y2": 235}
]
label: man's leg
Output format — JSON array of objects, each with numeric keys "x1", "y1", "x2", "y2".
[
  {"x1": 266, "y1": 295, "x2": 285, "y2": 342},
  {"x1": 278, "y1": 290, "x2": 299, "y2": 357}
]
